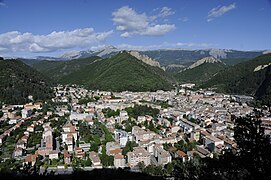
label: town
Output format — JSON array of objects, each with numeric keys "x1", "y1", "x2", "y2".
[{"x1": 0, "y1": 84, "x2": 270, "y2": 175}]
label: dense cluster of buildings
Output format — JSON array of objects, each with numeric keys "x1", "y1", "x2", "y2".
[{"x1": 0, "y1": 85, "x2": 270, "y2": 174}]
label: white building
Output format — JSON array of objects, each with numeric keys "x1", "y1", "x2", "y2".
[
  {"x1": 114, "y1": 154, "x2": 126, "y2": 168},
  {"x1": 114, "y1": 130, "x2": 132, "y2": 147},
  {"x1": 127, "y1": 147, "x2": 151, "y2": 167},
  {"x1": 154, "y1": 145, "x2": 172, "y2": 165}
]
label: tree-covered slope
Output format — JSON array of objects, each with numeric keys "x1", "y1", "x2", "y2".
[
  {"x1": 202, "y1": 53, "x2": 271, "y2": 100},
  {"x1": 175, "y1": 62, "x2": 226, "y2": 84},
  {"x1": 0, "y1": 58, "x2": 54, "y2": 104},
  {"x1": 32, "y1": 56, "x2": 101, "y2": 81},
  {"x1": 60, "y1": 51, "x2": 175, "y2": 92}
]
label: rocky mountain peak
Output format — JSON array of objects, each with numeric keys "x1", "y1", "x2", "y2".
[
  {"x1": 188, "y1": 56, "x2": 223, "y2": 69},
  {"x1": 128, "y1": 51, "x2": 161, "y2": 68}
]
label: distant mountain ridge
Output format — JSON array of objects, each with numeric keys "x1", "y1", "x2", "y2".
[
  {"x1": 19, "y1": 47, "x2": 268, "y2": 68},
  {"x1": 142, "y1": 49, "x2": 265, "y2": 66}
]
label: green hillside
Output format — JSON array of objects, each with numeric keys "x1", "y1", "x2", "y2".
[
  {"x1": 0, "y1": 58, "x2": 54, "y2": 104},
  {"x1": 32, "y1": 56, "x2": 101, "y2": 81},
  {"x1": 59, "y1": 51, "x2": 175, "y2": 92},
  {"x1": 202, "y1": 53, "x2": 271, "y2": 101},
  {"x1": 174, "y1": 62, "x2": 226, "y2": 84}
]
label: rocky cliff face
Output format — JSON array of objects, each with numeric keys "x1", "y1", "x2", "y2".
[
  {"x1": 254, "y1": 63, "x2": 271, "y2": 72},
  {"x1": 128, "y1": 51, "x2": 161, "y2": 68},
  {"x1": 188, "y1": 56, "x2": 223, "y2": 69}
]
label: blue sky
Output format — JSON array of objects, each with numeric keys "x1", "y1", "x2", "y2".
[{"x1": 0, "y1": 0, "x2": 270, "y2": 57}]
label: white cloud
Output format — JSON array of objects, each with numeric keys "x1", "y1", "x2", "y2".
[
  {"x1": 207, "y1": 3, "x2": 236, "y2": 22},
  {"x1": 175, "y1": 42, "x2": 212, "y2": 48},
  {"x1": 0, "y1": 2, "x2": 5, "y2": 7},
  {"x1": 114, "y1": 41, "x2": 213, "y2": 51},
  {"x1": 151, "y1": 6, "x2": 175, "y2": 20},
  {"x1": 115, "y1": 44, "x2": 163, "y2": 51},
  {"x1": 0, "y1": 28, "x2": 113, "y2": 53},
  {"x1": 159, "y1": 7, "x2": 175, "y2": 17},
  {"x1": 112, "y1": 6, "x2": 175, "y2": 37},
  {"x1": 179, "y1": 17, "x2": 189, "y2": 22}
]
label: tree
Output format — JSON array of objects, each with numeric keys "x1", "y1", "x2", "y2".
[
  {"x1": 138, "y1": 161, "x2": 145, "y2": 172},
  {"x1": 200, "y1": 112, "x2": 271, "y2": 179},
  {"x1": 84, "y1": 157, "x2": 92, "y2": 167},
  {"x1": 233, "y1": 112, "x2": 271, "y2": 179},
  {"x1": 165, "y1": 162, "x2": 174, "y2": 175},
  {"x1": 122, "y1": 141, "x2": 138, "y2": 156}
]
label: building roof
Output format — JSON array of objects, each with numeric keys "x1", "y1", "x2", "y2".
[
  {"x1": 25, "y1": 154, "x2": 37, "y2": 163},
  {"x1": 176, "y1": 150, "x2": 187, "y2": 157},
  {"x1": 109, "y1": 148, "x2": 122, "y2": 155},
  {"x1": 64, "y1": 150, "x2": 71, "y2": 158},
  {"x1": 114, "y1": 154, "x2": 124, "y2": 159}
]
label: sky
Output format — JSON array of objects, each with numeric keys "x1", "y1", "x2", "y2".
[{"x1": 0, "y1": 0, "x2": 271, "y2": 58}]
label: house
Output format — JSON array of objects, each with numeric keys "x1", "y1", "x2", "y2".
[
  {"x1": 127, "y1": 147, "x2": 151, "y2": 167},
  {"x1": 9, "y1": 118, "x2": 19, "y2": 125},
  {"x1": 114, "y1": 154, "x2": 126, "y2": 168},
  {"x1": 27, "y1": 124, "x2": 35, "y2": 132},
  {"x1": 187, "y1": 150, "x2": 204, "y2": 159},
  {"x1": 212, "y1": 123, "x2": 227, "y2": 131},
  {"x1": 204, "y1": 135, "x2": 224, "y2": 152},
  {"x1": 196, "y1": 145, "x2": 213, "y2": 158},
  {"x1": 171, "y1": 126, "x2": 180, "y2": 133},
  {"x1": 109, "y1": 148, "x2": 123, "y2": 156},
  {"x1": 49, "y1": 150, "x2": 59, "y2": 160},
  {"x1": 22, "y1": 109, "x2": 32, "y2": 119},
  {"x1": 65, "y1": 135, "x2": 74, "y2": 152},
  {"x1": 14, "y1": 147, "x2": 23, "y2": 157},
  {"x1": 119, "y1": 111, "x2": 129, "y2": 122},
  {"x1": 23, "y1": 130, "x2": 30, "y2": 136},
  {"x1": 190, "y1": 129, "x2": 200, "y2": 142},
  {"x1": 79, "y1": 143, "x2": 91, "y2": 152},
  {"x1": 89, "y1": 151, "x2": 101, "y2": 167},
  {"x1": 16, "y1": 139, "x2": 26, "y2": 149},
  {"x1": 132, "y1": 126, "x2": 155, "y2": 143},
  {"x1": 175, "y1": 150, "x2": 188, "y2": 162},
  {"x1": 178, "y1": 118, "x2": 200, "y2": 133},
  {"x1": 75, "y1": 147, "x2": 85, "y2": 159},
  {"x1": 137, "y1": 116, "x2": 146, "y2": 123},
  {"x1": 154, "y1": 145, "x2": 172, "y2": 165},
  {"x1": 114, "y1": 130, "x2": 132, "y2": 147},
  {"x1": 64, "y1": 150, "x2": 72, "y2": 165},
  {"x1": 62, "y1": 123, "x2": 78, "y2": 144},
  {"x1": 21, "y1": 135, "x2": 29, "y2": 143},
  {"x1": 106, "y1": 141, "x2": 121, "y2": 156},
  {"x1": 37, "y1": 123, "x2": 53, "y2": 156},
  {"x1": 69, "y1": 112, "x2": 89, "y2": 121},
  {"x1": 85, "y1": 116, "x2": 94, "y2": 125},
  {"x1": 24, "y1": 154, "x2": 37, "y2": 166}
]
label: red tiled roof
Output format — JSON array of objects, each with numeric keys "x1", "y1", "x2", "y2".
[{"x1": 176, "y1": 150, "x2": 187, "y2": 157}]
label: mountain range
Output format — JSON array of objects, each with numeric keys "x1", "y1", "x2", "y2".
[
  {"x1": 202, "y1": 53, "x2": 271, "y2": 103},
  {"x1": 1, "y1": 46, "x2": 271, "y2": 105},
  {"x1": 30, "y1": 51, "x2": 174, "y2": 92},
  {"x1": 20, "y1": 46, "x2": 270, "y2": 67},
  {"x1": 174, "y1": 57, "x2": 226, "y2": 84}
]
